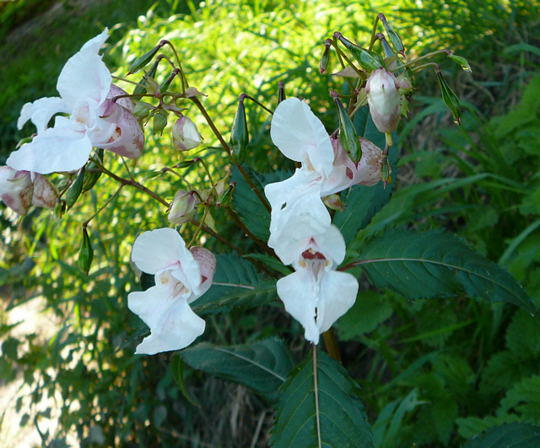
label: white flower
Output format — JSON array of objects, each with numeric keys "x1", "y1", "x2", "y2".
[
  {"x1": 7, "y1": 29, "x2": 143, "y2": 174},
  {"x1": 366, "y1": 68, "x2": 401, "y2": 133},
  {"x1": 275, "y1": 225, "x2": 358, "y2": 344},
  {"x1": 128, "y1": 228, "x2": 216, "y2": 355},
  {"x1": 264, "y1": 98, "x2": 353, "y2": 248}
]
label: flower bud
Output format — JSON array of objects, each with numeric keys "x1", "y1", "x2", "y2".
[
  {"x1": 0, "y1": 167, "x2": 33, "y2": 214},
  {"x1": 365, "y1": 68, "x2": 401, "y2": 133},
  {"x1": 32, "y1": 174, "x2": 58, "y2": 209},
  {"x1": 99, "y1": 104, "x2": 145, "y2": 159},
  {"x1": 354, "y1": 138, "x2": 385, "y2": 186},
  {"x1": 172, "y1": 116, "x2": 202, "y2": 151},
  {"x1": 168, "y1": 190, "x2": 199, "y2": 224},
  {"x1": 190, "y1": 246, "x2": 216, "y2": 295},
  {"x1": 106, "y1": 85, "x2": 133, "y2": 112}
]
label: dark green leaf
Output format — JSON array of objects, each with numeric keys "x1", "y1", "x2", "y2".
[
  {"x1": 463, "y1": 423, "x2": 540, "y2": 448},
  {"x1": 271, "y1": 350, "x2": 373, "y2": 448},
  {"x1": 193, "y1": 253, "x2": 276, "y2": 314},
  {"x1": 231, "y1": 166, "x2": 290, "y2": 241},
  {"x1": 355, "y1": 230, "x2": 536, "y2": 313},
  {"x1": 181, "y1": 338, "x2": 293, "y2": 401}
]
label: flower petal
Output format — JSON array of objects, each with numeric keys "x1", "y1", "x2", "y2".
[
  {"x1": 17, "y1": 97, "x2": 69, "y2": 132},
  {"x1": 6, "y1": 121, "x2": 92, "y2": 174},
  {"x1": 355, "y1": 138, "x2": 383, "y2": 186},
  {"x1": 96, "y1": 105, "x2": 144, "y2": 159},
  {"x1": 313, "y1": 224, "x2": 346, "y2": 265},
  {"x1": 190, "y1": 247, "x2": 216, "y2": 296},
  {"x1": 129, "y1": 289, "x2": 205, "y2": 355},
  {"x1": 316, "y1": 270, "x2": 358, "y2": 334},
  {"x1": 57, "y1": 32, "x2": 111, "y2": 107},
  {"x1": 270, "y1": 97, "x2": 334, "y2": 176},
  {"x1": 131, "y1": 228, "x2": 192, "y2": 275},
  {"x1": 276, "y1": 269, "x2": 320, "y2": 344}
]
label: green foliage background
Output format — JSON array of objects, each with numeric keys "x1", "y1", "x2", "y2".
[{"x1": 0, "y1": 0, "x2": 539, "y2": 446}]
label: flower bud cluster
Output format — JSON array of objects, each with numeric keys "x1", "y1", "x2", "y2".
[{"x1": 265, "y1": 98, "x2": 386, "y2": 343}]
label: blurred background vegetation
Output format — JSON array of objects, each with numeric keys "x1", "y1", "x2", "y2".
[{"x1": 0, "y1": 0, "x2": 539, "y2": 446}]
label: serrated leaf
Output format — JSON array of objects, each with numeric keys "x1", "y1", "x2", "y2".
[
  {"x1": 463, "y1": 423, "x2": 540, "y2": 448},
  {"x1": 193, "y1": 253, "x2": 276, "y2": 314},
  {"x1": 505, "y1": 310, "x2": 540, "y2": 358},
  {"x1": 354, "y1": 230, "x2": 536, "y2": 313},
  {"x1": 181, "y1": 338, "x2": 293, "y2": 401},
  {"x1": 499, "y1": 375, "x2": 540, "y2": 420},
  {"x1": 337, "y1": 291, "x2": 393, "y2": 340},
  {"x1": 271, "y1": 351, "x2": 373, "y2": 448}
]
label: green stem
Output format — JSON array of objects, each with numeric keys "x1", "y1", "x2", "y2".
[
  {"x1": 313, "y1": 345, "x2": 322, "y2": 448},
  {"x1": 190, "y1": 96, "x2": 271, "y2": 212}
]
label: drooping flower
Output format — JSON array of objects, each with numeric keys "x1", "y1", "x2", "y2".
[
  {"x1": 172, "y1": 116, "x2": 202, "y2": 151},
  {"x1": 7, "y1": 29, "x2": 143, "y2": 175},
  {"x1": 275, "y1": 225, "x2": 358, "y2": 344},
  {"x1": 128, "y1": 228, "x2": 216, "y2": 355},
  {"x1": 365, "y1": 68, "x2": 401, "y2": 133},
  {"x1": 0, "y1": 166, "x2": 57, "y2": 214},
  {"x1": 265, "y1": 97, "x2": 384, "y2": 249}
]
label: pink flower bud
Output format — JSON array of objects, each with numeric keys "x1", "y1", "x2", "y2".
[
  {"x1": 190, "y1": 246, "x2": 216, "y2": 295},
  {"x1": 32, "y1": 174, "x2": 58, "y2": 209},
  {"x1": 168, "y1": 190, "x2": 199, "y2": 225},
  {"x1": 172, "y1": 116, "x2": 202, "y2": 151},
  {"x1": 366, "y1": 68, "x2": 401, "y2": 133},
  {"x1": 354, "y1": 138, "x2": 384, "y2": 186},
  {"x1": 106, "y1": 85, "x2": 134, "y2": 112},
  {"x1": 0, "y1": 167, "x2": 33, "y2": 214},
  {"x1": 99, "y1": 102, "x2": 144, "y2": 159}
]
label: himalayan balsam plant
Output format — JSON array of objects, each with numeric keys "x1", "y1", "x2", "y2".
[{"x1": 3, "y1": 15, "x2": 538, "y2": 447}]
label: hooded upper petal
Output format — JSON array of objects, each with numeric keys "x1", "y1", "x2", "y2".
[
  {"x1": 6, "y1": 119, "x2": 92, "y2": 174},
  {"x1": 0, "y1": 167, "x2": 33, "y2": 214},
  {"x1": 190, "y1": 247, "x2": 217, "y2": 296},
  {"x1": 131, "y1": 228, "x2": 193, "y2": 275},
  {"x1": 17, "y1": 97, "x2": 70, "y2": 132},
  {"x1": 57, "y1": 30, "x2": 111, "y2": 107},
  {"x1": 270, "y1": 98, "x2": 334, "y2": 176}
]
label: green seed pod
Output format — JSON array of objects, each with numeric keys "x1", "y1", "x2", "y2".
[
  {"x1": 334, "y1": 32, "x2": 382, "y2": 71},
  {"x1": 320, "y1": 40, "x2": 332, "y2": 74},
  {"x1": 436, "y1": 71, "x2": 461, "y2": 124},
  {"x1": 128, "y1": 42, "x2": 164, "y2": 74},
  {"x1": 159, "y1": 69, "x2": 179, "y2": 92},
  {"x1": 448, "y1": 54, "x2": 472, "y2": 72},
  {"x1": 133, "y1": 57, "x2": 161, "y2": 96},
  {"x1": 153, "y1": 109, "x2": 168, "y2": 135},
  {"x1": 230, "y1": 96, "x2": 249, "y2": 160},
  {"x1": 65, "y1": 167, "x2": 86, "y2": 209},
  {"x1": 78, "y1": 227, "x2": 94, "y2": 274},
  {"x1": 333, "y1": 94, "x2": 360, "y2": 161},
  {"x1": 379, "y1": 14, "x2": 405, "y2": 55}
]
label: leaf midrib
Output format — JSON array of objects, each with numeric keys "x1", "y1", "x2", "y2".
[{"x1": 355, "y1": 256, "x2": 525, "y2": 304}]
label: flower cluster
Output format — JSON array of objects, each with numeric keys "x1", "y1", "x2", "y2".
[
  {"x1": 265, "y1": 97, "x2": 384, "y2": 344},
  {"x1": 0, "y1": 29, "x2": 143, "y2": 214}
]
